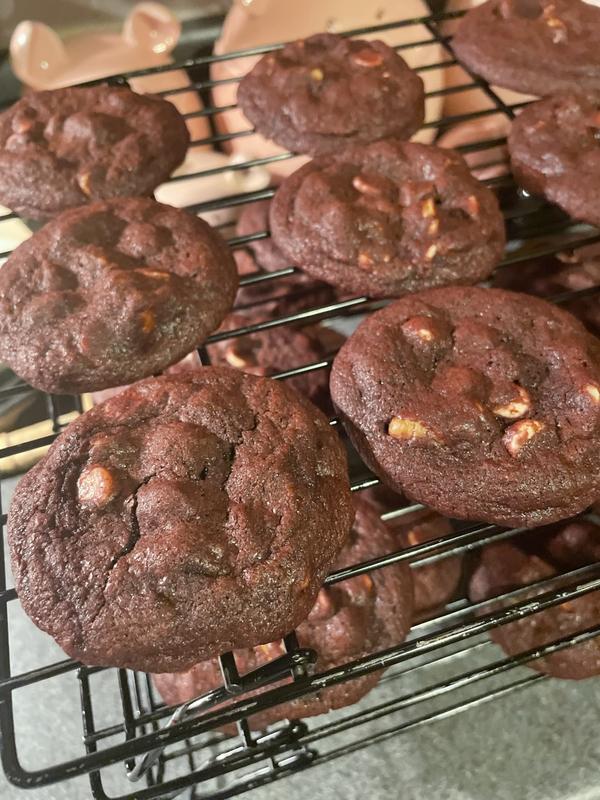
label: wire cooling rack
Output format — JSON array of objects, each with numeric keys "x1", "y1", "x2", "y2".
[{"x1": 1, "y1": 6, "x2": 600, "y2": 800}]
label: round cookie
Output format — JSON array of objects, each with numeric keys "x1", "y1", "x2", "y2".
[
  {"x1": 208, "y1": 313, "x2": 344, "y2": 415},
  {"x1": 0, "y1": 198, "x2": 238, "y2": 394},
  {"x1": 470, "y1": 519, "x2": 600, "y2": 679},
  {"x1": 153, "y1": 498, "x2": 414, "y2": 726},
  {"x1": 330, "y1": 286, "x2": 600, "y2": 528},
  {"x1": 508, "y1": 93, "x2": 600, "y2": 228},
  {"x1": 8, "y1": 369, "x2": 354, "y2": 673},
  {"x1": 0, "y1": 84, "x2": 189, "y2": 220},
  {"x1": 237, "y1": 33, "x2": 425, "y2": 158},
  {"x1": 452, "y1": 0, "x2": 600, "y2": 97},
  {"x1": 270, "y1": 139, "x2": 505, "y2": 298},
  {"x1": 234, "y1": 199, "x2": 337, "y2": 314}
]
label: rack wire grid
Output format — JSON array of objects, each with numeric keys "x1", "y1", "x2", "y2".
[{"x1": 1, "y1": 6, "x2": 600, "y2": 800}]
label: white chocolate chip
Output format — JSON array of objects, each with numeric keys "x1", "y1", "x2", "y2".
[
  {"x1": 78, "y1": 465, "x2": 118, "y2": 508},
  {"x1": 584, "y1": 383, "x2": 600, "y2": 403},
  {"x1": 310, "y1": 68, "x2": 324, "y2": 81},
  {"x1": 401, "y1": 315, "x2": 437, "y2": 342},
  {"x1": 388, "y1": 417, "x2": 439, "y2": 442},
  {"x1": 502, "y1": 419, "x2": 545, "y2": 456},
  {"x1": 428, "y1": 218, "x2": 440, "y2": 236},
  {"x1": 137, "y1": 268, "x2": 170, "y2": 280},
  {"x1": 352, "y1": 48, "x2": 384, "y2": 67},
  {"x1": 258, "y1": 642, "x2": 285, "y2": 659},
  {"x1": 466, "y1": 195, "x2": 480, "y2": 217},
  {"x1": 358, "y1": 252, "x2": 375, "y2": 270},
  {"x1": 357, "y1": 574, "x2": 374, "y2": 592},
  {"x1": 406, "y1": 530, "x2": 421, "y2": 546},
  {"x1": 225, "y1": 346, "x2": 248, "y2": 369},
  {"x1": 421, "y1": 197, "x2": 436, "y2": 218},
  {"x1": 139, "y1": 310, "x2": 156, "y2": 334},
  {"x1": 425, "y1": 244, "x2": 438, "y2": 261},
  {"x1": 492, "y1": 385, "x2": 531, "y2": 420},
  {"x1": 543, "y1": 5, "x2": 567, "y2": 42},
  {"x1": 352, "y1": 174, "x2": 382, "y2": 196},
  {"x1": 77, "y1": 172, "x2": 92, "y2": 197}
]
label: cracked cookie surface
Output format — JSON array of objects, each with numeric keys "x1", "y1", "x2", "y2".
[
  {"x1": 0, "y1": 197, "x2": 238, "y2": 394},
  {"x1": 237, "y1": 33, "x2": 424, "y2": 157},
  {"x1": 153, "y1": 497, "x2": 413, "y2": 725},
  {"x1": 508, "y1": 93, "x2": 600, "y2": 228},
  {"x1": 330, "y1": 286, "x2": 600, "y2": 527},
  {"x1": 270, "y1": 139, "x2": 505, "y2": 298},
  {"x1": 8, "y1": 369, "x2": 354, "y2": 672},
  {"x1": 470, "y1": 518, "x2": 600, "y2": 679},
  {"x1": 452, "y1": 0, "x2": 600, "y2": 97},
  {"x1": 0, "y1": 84, "x2": 189, "y2": 220}
]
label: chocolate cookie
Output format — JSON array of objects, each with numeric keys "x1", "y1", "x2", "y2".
[
  {"x1": 470, "y1": 519, "x2": 600, "y2": 679},
  {"x1": 8, "y1": 369, "x2": 353, "y2": 672},
  {"x1": 508, "y1": 93, "x2": 600, "y2": 228},
  {"x1": 153, "y1": 498, "x2": 414, "y2": 726},
  {"x1": 270, "y1": 139, "x2": 505, "y2": 298},
  {"x1": 493, "y1": 249, "x2": 600, "y2": 336},
  {"x1": 452, "y1": 0, "x2": 600, "y2": 97},
  {"x1": 237, "y1": 33, "x2": 424, "y2": 158},
  {"x1": 0, "y1": 198, "x2": 238, "y2": 394},
  {"x1": 234, "y1": 199, "x2": 337, "y2": 314},
  {"x1": 208, "y1": 313, "x2": 344, "y2": 414},
  {"x1": 330, "y1": 286, "x2": 600, "y2": 527},
  {"x1": 0, "y1": 85, "x2": 189, "y2": 220}
]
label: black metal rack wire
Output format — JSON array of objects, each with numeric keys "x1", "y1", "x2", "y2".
[{"x1": 1, "y1": 7, "x2": 600, "y2": 800}]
